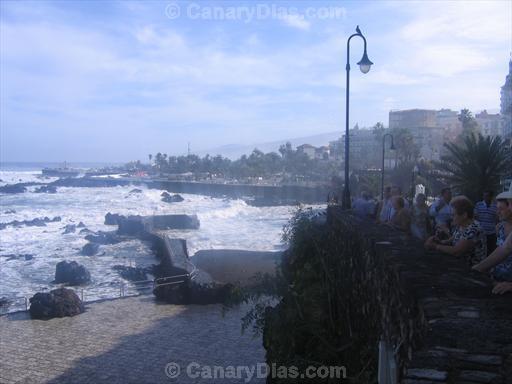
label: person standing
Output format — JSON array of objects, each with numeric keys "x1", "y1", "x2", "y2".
[
  {"x1": 378, "y1": 186, "x2": 393, "y2": 223},
  {"x1": 429, "y1": 187, "x2": 453, "y2": 232},
  {"x1": 389, "y1": 196, "x2": 411, "y2": 234},
  {"x1": 411, "y1": 193, "x2": 431, "y2": 240},
  {"x1": 474, "y1": 190, "x2": 498, "y2": 255},
  {"x1": 473, "y1": 184, "x2": 512, "y2": 286}
]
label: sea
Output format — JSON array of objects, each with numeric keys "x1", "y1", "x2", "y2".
[{"x1": 0, "y1": 162, "x2": 308, "y2": 313}]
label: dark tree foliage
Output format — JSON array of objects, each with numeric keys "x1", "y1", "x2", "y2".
[{"x1": 435, "y1": 133, "x2": 511, "y2": 201}]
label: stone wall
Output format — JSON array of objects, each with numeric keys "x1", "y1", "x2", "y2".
[{"x1": 263, "y1": 207, "x2": 512, "y2": 383}]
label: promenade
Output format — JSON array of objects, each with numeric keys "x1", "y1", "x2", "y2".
[{"x1": 0, "y1": 296, "x2": 265, "y2": 384}]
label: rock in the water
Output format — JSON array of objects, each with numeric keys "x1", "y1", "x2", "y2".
[
  {"x1": 146, "y1": 215, "x2": 200, "y2": 230},
  {"x1": 0, "y1": 184, "x2": 26, "y2": 194},
  {"x1": 77, "y1": 222, "x2": 86, "y2": 228},
  {"x1": 3, "y1": 254, "x2": 33, "y2": 261},
  {"x1": 112, "y1": 265, "x2": 148, "y2": 281},
  {"x1": 29, "y1": 288, "x2": 84, "y2": 319},
  {"x1": 79, "y1": 228, "x2": 94, "y2": 235},
  {"x1": 117, "y1": 215, "x2": 145, "y2": 235},
  {"x1": 0, "y1": 296, "x2": 12, "y2": 309},
  {"x1": 104, "y1": 212, "x2": 124, "y2": 225},
  {"x1": 81, "y1": 243, "x2": 100, "y2": 256},
  {"x1": 0, "y1": 216, "x2": 61, "y2": 231},
  {"x1": 34, "y1": 185, "x2": 57, "y2": 194},
  {"x1": 4, "y1": 209, "x2": 16, "y2": 214},
  {"x1": 54, "y1": 260, "x2": 91, "y2": 285},
  {"x1": 161, "y1": 192, "x2": 184, "y2": 203},
  {"x1": 85, "y1": 231, "x2": 121, "y2": 245},
  {"x1": 129, "y1": 188, "x2": 143, "y2": 194},
  {"x1": 62, "y1": 224, "x2": 76, "y2": 234}
]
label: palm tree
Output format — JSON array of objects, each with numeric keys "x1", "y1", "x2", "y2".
[{"x1": 435, "y1": 134, "x2": 511, "y2": 202}]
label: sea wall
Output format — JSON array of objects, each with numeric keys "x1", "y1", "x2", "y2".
[
  {"x1": 263, "y1": 206, "x2": 512, "y2": 383},
  {"x1": 50, "y1": 177, "x2": 328, "y2": 203}
]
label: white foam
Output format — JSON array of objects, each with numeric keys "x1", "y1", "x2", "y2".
[{"x1": 0, "y1": 171, "x2": 313, "y2": 311}]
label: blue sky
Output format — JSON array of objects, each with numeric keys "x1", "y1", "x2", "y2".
[{"x1": 1, "y1": 0, "x2": 511, "y2": 162}]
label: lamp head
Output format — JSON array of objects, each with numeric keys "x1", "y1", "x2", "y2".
[{"x1": 357, "y1": 51, "x2": 373, "y2": 74}]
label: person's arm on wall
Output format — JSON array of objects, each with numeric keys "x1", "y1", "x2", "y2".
[{"x1": 473, "y1": 232, "x2": 512, "y2": 273}]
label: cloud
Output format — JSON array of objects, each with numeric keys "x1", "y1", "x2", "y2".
[{"x1": 280, "y1": 14, "x2": 310, "y2": 30}]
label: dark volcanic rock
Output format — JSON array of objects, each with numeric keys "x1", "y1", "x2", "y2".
[
  {"x1": 62, "y1": 224, "x2": 76, "y2": 234},
  {"x1": 79, "y1": 228, "x2": 94, "y2": 235},
  {"x1": 129, "y1": 188, "x2": 143, "y2": 194},
  {"x1": 34, "y1": 185, "x2": 57, "y2": 194},
  {"x1": 161, "y1": 192, "x2": 184, "y2": 203},
  {"x1": 117, "y1": 215, "x2": 145, "y2": 235},
  {"x1": 85, "y1": 231, "x2": 122, "y2": 245},
  {"x1": 112, "y1": 265, "x2": 148, "y2": 281},
  {"x1": 3, "y1": 254, "x2": 33, "y2": 261},
  {"x1": 54, "y1": 260, "x2": 90, "y2": 285},
  {"x1": 0, "y1": 216, "x2": 62, "y2": 230},
  {"x1": 104, "y1": 212, "x2": 124, "y2": 225},
  {"x1": 81, "y1": 243, "x2": 100, "y2": 256},
  {"x1": 0, "y1": 296, "x2": 12, "y2": 309},
  {"x1": 0, "y1": 184, "x2": 26, "y2": 194},
  {"x1": 29, "y1": 288, "x2": 84, "y2": 319},
  {"x1": 4, "y1": 209, "x2": 16, "y2": 214},
  {"x1": 77, "y1": 222, "x2": 86, "y2": 228},
  {"x1": 146, "y1": 214, "x2": 200, "y2": 230}
]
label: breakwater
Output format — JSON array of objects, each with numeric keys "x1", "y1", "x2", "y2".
[{"x1": 49, "y1": 177, "x2": 328, "y2": 204}]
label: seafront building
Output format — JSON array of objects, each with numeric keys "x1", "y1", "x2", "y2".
[{"x1": 501, "y1": 59, "x2": 512, "y2": 140}]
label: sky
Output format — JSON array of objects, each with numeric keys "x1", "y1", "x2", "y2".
[{"x1": 0, "y1": 0, "x2": 511, "y2": 162}]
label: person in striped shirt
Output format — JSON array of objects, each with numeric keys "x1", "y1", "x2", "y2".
[{"x1": 474, "y1": 190, "x2": 498, "y2": 255}]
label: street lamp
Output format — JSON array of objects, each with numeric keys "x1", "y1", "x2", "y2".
[
  {"x1": 380, "y1": 133, "x2": 395, "y2": 200},
  {"x1": 342, "y1": 26, "x2": 374, "y2": 210},
  {"x1": 411, "y1": 165, "x2": 419, "y2": 203}
]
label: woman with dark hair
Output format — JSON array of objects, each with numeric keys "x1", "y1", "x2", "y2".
[
  {"x1": 389, "y1": 196, "x2": 411, "y2": 234},
  {"x1": 425, "y1": 195, "x2": 487, "y2": 266}
]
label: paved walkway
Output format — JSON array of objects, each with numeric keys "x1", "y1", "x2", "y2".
[{"x1": 0, "y1": 296, "x2": 266, "y2": 384}]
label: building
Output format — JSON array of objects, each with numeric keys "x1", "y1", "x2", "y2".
[
  {"x1": 501, "y1": 59, "x2": 512, "y2": 139},
  {"x1": 315, "y1": 146, "x2": 330, "y2": 161},
  {"x1": 339, "y1": 127, "x2": 385, "y2": 169},
  {"x1": 436, "y1": 109, "x2": 462, "y2": 141},
  {"x1": 328, "y1": 139, "x2": 342, "y2": 161},
  {"x1": 475, "y1": 110, "x2": 505, "y2": 138},
  {"x1": 389, "y1": 109, "x2": 444, "y2": 161},
  {"x1": 296, "y1": 144, "x2": 316, "y2": 159},
  {"x1": 389, "y1": 109, "x2": 437, "y2": 130}
]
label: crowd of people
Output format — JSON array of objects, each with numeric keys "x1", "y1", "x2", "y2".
[{"x1": 351, "y1": 183, "x2": 512, "y2": 295}]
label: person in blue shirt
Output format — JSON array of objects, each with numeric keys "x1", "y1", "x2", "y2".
[
  {"x1": 473, "y1": 183, "x2": 512, "y2": 288},
  {"x1": 429, "y1": 187, "x2": 453, "y2": 232},
  {"x1": 474, "y1": 190, "x2": 498, "y2": 255}
]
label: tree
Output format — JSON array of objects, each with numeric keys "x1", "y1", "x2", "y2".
[
  {"x1": 435, "y1": 134, "x2": 510, "y2": 202},
  {"x1": 391, "y1": 128, "x2": 421, "y2": 165},
  {"x1": 458, "y1": 108, "x2": 480, "y2": 140}
]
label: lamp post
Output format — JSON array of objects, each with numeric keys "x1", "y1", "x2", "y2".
[
  {"x1": 411, "y1": 165, "x2": 419, "y2": 203},
  {"x1": 341, "y1": 26, "x2": 374, "y2": 210},
  {"x1": 381, "y1": 133, "x2": 395, "y2": 200}
]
